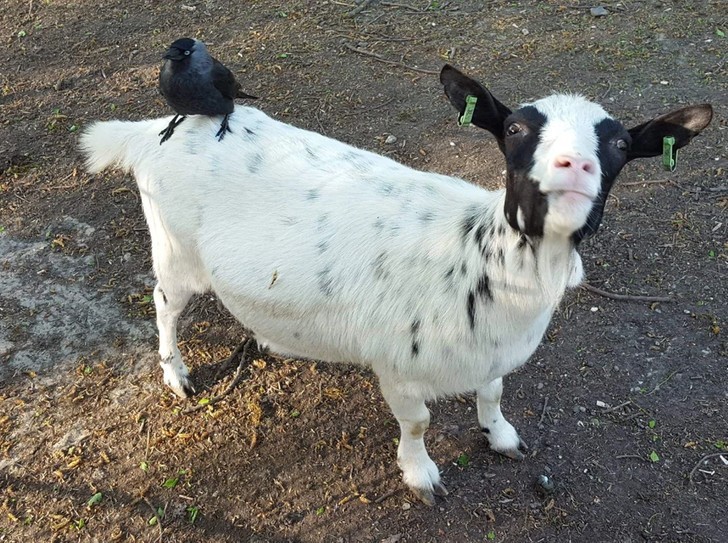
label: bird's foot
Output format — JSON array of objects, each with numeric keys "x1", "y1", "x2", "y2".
[
  {"x1": 215, "y1": 114, "x2": 232, "y2": 141},
  {"x1": 159, "y1": 115, "x2": 186, "y2": 144}
]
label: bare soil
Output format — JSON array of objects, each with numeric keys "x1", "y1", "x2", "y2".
[{"x1": 1, "y1": 1, "x2": 726, "y2": 542}]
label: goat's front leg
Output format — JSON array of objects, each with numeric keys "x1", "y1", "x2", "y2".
[
  {"x1": 154, "y1": 283, "x2": 194, "y2": 398},
  {"x1": 379, "y1": 383, "x2": 448, "y2": 505},
  {"x1": 477, "y1": 377, "x2": 528, "y2": 460}
]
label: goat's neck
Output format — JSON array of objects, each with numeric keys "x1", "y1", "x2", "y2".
[{"x1": 475, "y1": 197, "x2": 579, "y2": 309}]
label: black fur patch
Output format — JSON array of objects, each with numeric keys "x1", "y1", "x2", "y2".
[
  {"x1": 572, "y1": 118, "x2": 630, "y2": 243},
  {"x1": 502, "y1": 107, "x2": 549, "y2": 236}
]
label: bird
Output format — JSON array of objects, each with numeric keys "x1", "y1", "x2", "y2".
[{"x1": 158, "y1": 38, "x2": 257, "y2": 144}]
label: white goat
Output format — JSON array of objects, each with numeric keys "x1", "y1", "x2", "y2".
[{"x1": 80, "y1": 65, "x2": 712, "y2": 505}]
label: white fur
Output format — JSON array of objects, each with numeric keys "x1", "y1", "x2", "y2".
[{"x1": 80, "y1": 105, "x2": 590, "y2": 500}]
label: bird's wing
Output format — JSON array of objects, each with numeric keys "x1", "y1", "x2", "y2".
[{"x1": 211, "y1": 58, "x2": 258, "y2": 101}]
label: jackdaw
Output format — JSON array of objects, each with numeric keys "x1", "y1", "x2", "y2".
[{"x1": 158, "y1": 37, "x2": 257, "y2": 144}]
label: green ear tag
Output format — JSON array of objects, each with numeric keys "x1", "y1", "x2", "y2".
[
  {"x1": 662, "y1": 136, "x2": 677, "y2": 172},
  {"x1": 458, "y1": 95, "x2": 478, "y2": 127}
]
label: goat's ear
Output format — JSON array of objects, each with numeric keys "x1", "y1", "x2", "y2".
[
  {"x1": 626, "y1": 104, "x2": 713, "y2": 161},
  {"x1": 440, "y1": 64, "x2": 512, "y2": 153}
]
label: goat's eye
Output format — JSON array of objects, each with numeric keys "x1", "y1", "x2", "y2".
[
  {"x1": 616, "y1": 139, "x2": 628, "y2": 151},
  {"x1": 506, "y1": 123, "x2": 522, "y2": 136},
  {"x1": 184, "y1": 50, "x2": 191, "y2": 56}
]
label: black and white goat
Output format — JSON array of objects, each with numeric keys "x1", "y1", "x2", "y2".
[{"x1": 80, "y1": 65, "x2": 712, "y2": 504}]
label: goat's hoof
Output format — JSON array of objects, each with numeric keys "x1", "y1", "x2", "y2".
[
  {"x1": 497, "y1": 439, "x2": 528, "y2": 461},
  {"x1": 409, "y1": 481, "x2": 448, "y2": 506}
]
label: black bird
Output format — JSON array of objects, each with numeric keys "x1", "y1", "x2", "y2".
[{"x1": 158, "y1": 38, "x2": 257, "y2": 144}]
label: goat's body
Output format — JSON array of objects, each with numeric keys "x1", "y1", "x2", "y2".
[
  {"x1": 85, "y1": 107, "x2": 577, "y2": 400},
  {"x1": 82, "y1": 74, "x2": 709, "y2": 504}
]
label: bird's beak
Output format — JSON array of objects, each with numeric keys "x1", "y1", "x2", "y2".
[{"x1": 163, "y1": 48, "x2": 183, "y2": 61}]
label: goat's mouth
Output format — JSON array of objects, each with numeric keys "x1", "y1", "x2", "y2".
[{"x1": 547, "y1": 189, "x2": 596, "y2": 202}]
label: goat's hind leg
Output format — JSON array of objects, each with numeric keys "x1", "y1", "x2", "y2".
[
  {"x1": 477, "y1": 377, "x2": 528, "y2": 460},
  {"x1": 154, "y1": 282, "x2": 195, "y2": 398}
]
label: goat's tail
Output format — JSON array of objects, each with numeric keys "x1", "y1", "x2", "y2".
[{"x1": 79, "y1": 119, "x2": 161, "y2": 174}]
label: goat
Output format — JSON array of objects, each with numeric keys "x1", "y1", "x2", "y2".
[{"x1": 80, "y1": 64, "x2": 712, "y2": 505}]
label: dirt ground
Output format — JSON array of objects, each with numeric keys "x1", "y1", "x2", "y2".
[{"x1": 1, "y1": 0, "x2": 726, "y2": 541}]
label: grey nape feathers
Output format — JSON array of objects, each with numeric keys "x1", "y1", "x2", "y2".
[{"x1": 158, "y1": 37, "x2": 257, "y2": 144}]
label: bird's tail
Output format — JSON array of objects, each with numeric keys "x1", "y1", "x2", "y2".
[{"x1": 79, "y1": 119, "x2": 161, "y2": 174}]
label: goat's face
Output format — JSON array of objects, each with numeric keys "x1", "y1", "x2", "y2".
[
  {"x1": 503, "y1": 96, "x2": 630, "y2": 240},
  {"x1": 440, "y1": 64, "x2": 713, "y2": 243}
]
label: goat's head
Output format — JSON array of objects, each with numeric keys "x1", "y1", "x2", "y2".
[{"x1": 440, "y1": 64, "x2": 713, "y2": 242}]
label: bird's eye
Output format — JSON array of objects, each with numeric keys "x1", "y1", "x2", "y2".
[
  {"x1": 184, "y1": 50, "x2": 191, "y2": 56},
  {"x1": 616, "y1": 139, "x2": 628, "y2": 151},
  {"x1": 506, "y1": 123, "x2": 522, "y2": 136}
]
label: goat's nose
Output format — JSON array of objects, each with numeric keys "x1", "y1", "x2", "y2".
[{"x1": 554, "y1": 156, "x2": 596, "y2": 175}]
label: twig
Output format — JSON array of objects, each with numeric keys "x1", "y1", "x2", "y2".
[
  {"x1": 620, "y1": 179, "x2": 673, "y2": 187},
  {"x1": 689, "y1": 453, "x2": 727, "y2": 483},
  {"x1": 374, "y1": 489, "x2": 399, "y2": 503},
  {"x1": 644, "y1": 369, "x2": 680, "y2": 396},
  {"x1": 182, "y1": 338, "x2": 253, "y2": 414},
  {"x1": 581, "y1": 283, "x2": 673, "y2": 303},
  {"x1": 344, "y1": 43, "x2": 439, "y2": 75},
  {"x1": 142, "y1": 496, "x2": 163, "y2": 543},
  {"x1": 340, "y1": 97, "x2": 396, "y2": 117},
  {"x1": 538, "y1": 396, "x2": 549, "y2": 425},
  {"x1": 348, "y1": 0, "x2": 377, "y2": 16},
  {"x1": 601, "y1": 400, "x2": 632, "y2": 414},
  {"x1": 616, "y1": 454, "x2": 643, "y2": 460},
  {"x1": 381, "y1": 1, "x2": 422, "y2": 12}
]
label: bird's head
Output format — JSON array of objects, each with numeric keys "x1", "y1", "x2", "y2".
[{"x1": 163, "y1": 38, "x2": 198, "y2": 62}]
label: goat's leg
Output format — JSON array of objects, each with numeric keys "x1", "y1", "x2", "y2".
[
  {"x1": 154, "y1": 283, "x2": 194, "y2": 398},
  {"x1": 379, "y1": 383, "x2": 447, "y2": 505},
  {"x1": 477, "y1": 377, "x2": 528, "y2": 460}
]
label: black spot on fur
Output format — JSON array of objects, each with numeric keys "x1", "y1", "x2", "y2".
[
  {"x1": 445, "y1": 266, "x2": 455, "y2": 282},
  {"x1": 305, "y1": 145, "x2": 317, "y2": 160},
  {"x1": 316, "y1": 214, "x2": 330, "y2": 231},
  {"x1": 418, "y1": 211, "x2": 435, "y2": 223},
  {"x1": 373, "y1": 218, "x2": 385, "y2": 232},
  {"x1": 467, "y1": 291, "x2": 476, "y2": 330},
  {"x1": 462, "y1": 212, "x2": 478, "y2": 239},
  {"x1": 244, "y1": 127, "x2": 256, "y2": 136},
  {"x1": 373, "y1": 252, "x2": 389, "y2": 280},
  {"x1": 474, "y1": 224, "x2": 485, "y2": 248},
  {"x1": 461, "y1": 262, "x2": 467, "y2": 276},
  {"x1": 482, "y1": 427, "x2": 491, "y2": 434},
  {"x1": 410, "y1": 319, "x2": 421, "y2": 357},
  {"x1": 476, "y1": 273, "x2": 492, "y2": 301},
  {"x1": 316, "y1": 240, "x2": 329, "y2": 254},
  {"x1": 517, "y1": 235, "x2": 528, "y2": 250},
  {"x1": 248, "y1": 152, "x2": 264, "y2": 174},
  {"x1": 306, "y1": 188, "x2": 320, "y2": 201},
  {"x1": 317, "y1": 267, "x2": 334, "y2": 296},
  {"x1": 379, "y1": 182, "x2": 395, "y2": 196},
  {"x1": 293, "y1": 332, "x2": 301, "y2": 339},
  {"x1": 159, "y1": 288, "x2": 168, "y2": 304}
]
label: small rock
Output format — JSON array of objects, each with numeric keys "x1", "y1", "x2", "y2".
[
  {"x1": 591, "y1": 6, "x2": 608, "y2": 16},
  {"x1": 53, "y1": 425, "x2": 90, "y2": 450},
  {"x1": 521, "y1": 28, "x2": 530, "y2": 36},
  {"x1": 535, "y1": 474, "x2": 555, "y2": 494},
  {"x1": 401, "y1": 502, "x2": 411, "y2": 510},
  {"x1": 596, "y1": 400, "x2": 608, "y2": 408},
  {"x1": 537, "y1": 382, "x2": 544, "y2": 390},
  {"x1": 385, "y1": 135, "x2": 397, "y2": 144}
]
